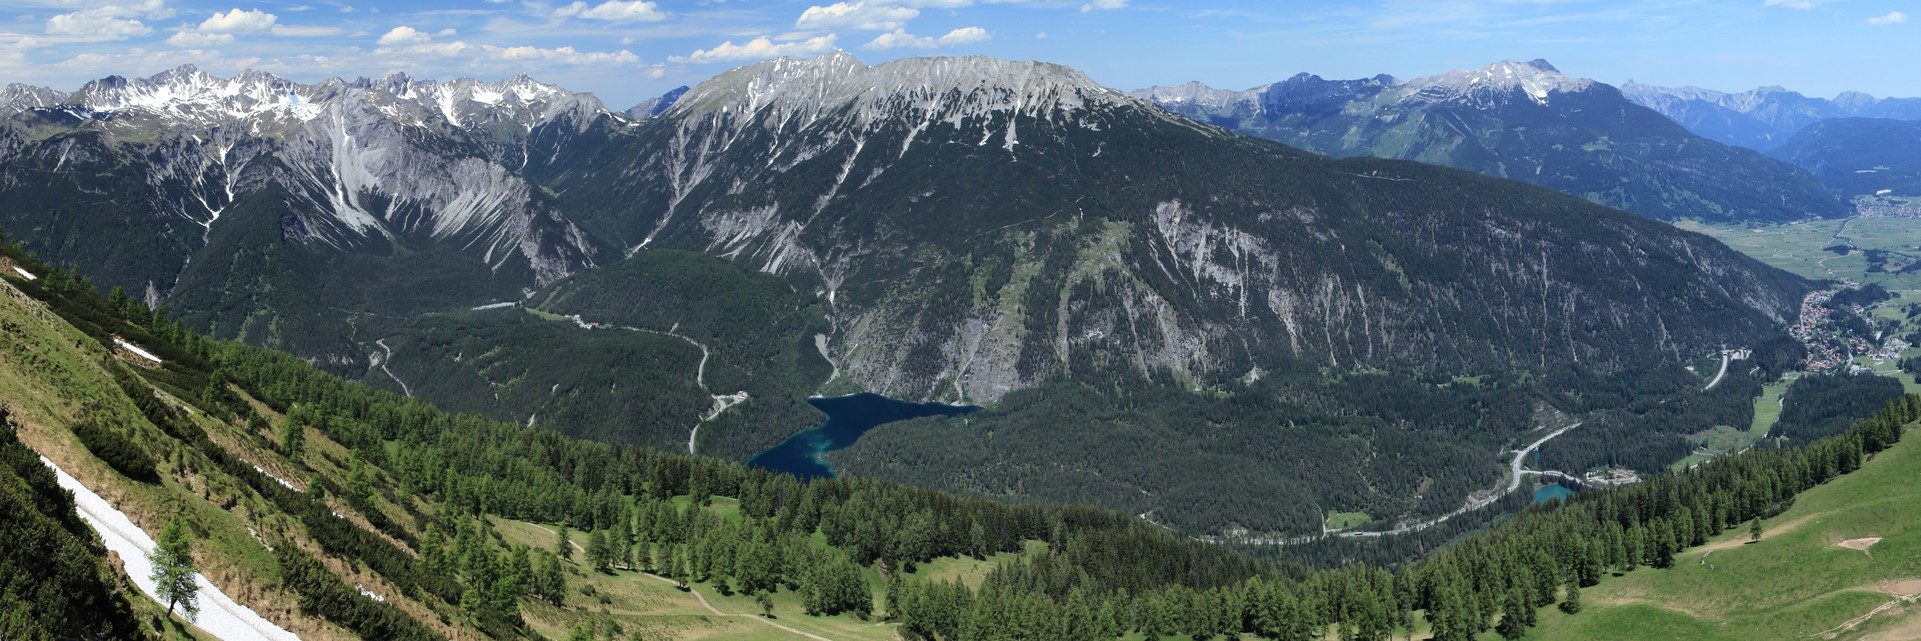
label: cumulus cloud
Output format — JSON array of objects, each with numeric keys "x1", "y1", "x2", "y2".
[
  {"x1": 1866, "y1": 10, "x2": 1907, "y2": 25},
  {"x1": 1081, "y1": 0, "x2": 1126, "y2": 12},
  {"x1": 866, "y1": 26, "x2": 989, "y2": 50},
  {"x1": 797, "y1": 2, "x2": 919, "y2": 31},
  {"x1": 197, "y1": 8, "x2": 278, "y2": 34},
  {"x1": 44, "y1": 0, "x2": 173, "y2": 41},
  {"x1": 47, "y1": 9, "x2": 153, "y2": 39},
  {"x1": 675, "y1": 34, "x2": 840, "y2": 63},
  {"x1": 377, "y1": 25, "x2": 434, "y2": 46},
  {"x1": 165, "y1": 8, "x2": 329, "y2": 48},
  {"x1": 553, "y1": 0, "x2": 668, "y2": 22}
]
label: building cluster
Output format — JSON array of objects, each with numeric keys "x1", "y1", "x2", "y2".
[
  {"x1": 1852, "y1": 195, "x2": 1921, "y2": 218},
  {"x1": 1788, "y1": 287, "x2": 1884, "y2": 372}
]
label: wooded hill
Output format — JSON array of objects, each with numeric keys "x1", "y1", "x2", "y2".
[{"x1": 2, "y1": 226, "x2": 1915, "y2": 640}]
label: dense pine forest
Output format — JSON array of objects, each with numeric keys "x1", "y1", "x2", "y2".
[{"x1": 4, "y1": 226, "x2": 1918, "y2": 640}]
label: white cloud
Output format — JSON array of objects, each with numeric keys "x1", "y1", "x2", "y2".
[
  {"x1": 197, "y1": 8, "x2": 278, "y2": 34},
  {"x1": 866, "y1": 26, "x2": 989, "y2": 50},
  {"x1": 1762, "y1": 0, "x2": 1816, "y2": 8},
  {"x1": 1866, "y1": 10, "x2": 1907, "y2": 25},
  {"x1": 938, "y1": 26, "x2": 989, "y2": 44},
  {"x1": 493, "y1": 45, "x2": 640, "y2": 64},
  {"x1": 1080, "y1": 0, "x2": 1125, "y2": 11},
  {"x1": 377, "y1": 25, "x2": 433, "y2": 46},
  {"x1": 553, "y1": 0, "x2": 669, "y2": 22},
  {"x1": 44, "y1": 1, "x2": 173, "y2": 41},
  {"x1": 271, "y1": 24, "x2": 343, "y2": 37},
  {"x1": 46, "y1": 8, "x2": 153, "y2": 40},
  {"x1": 377, "y1": 40, "x2": 642, "y2": 65},
  {"x1": 675, "y1": 34, "x2": 840, "y2": 63},
  {"x1": 797, "y1": 2, "x2": 918, "y2": 31},
  {"x1": 166, "y1": 30, "x2": 233, "y2": 46}
]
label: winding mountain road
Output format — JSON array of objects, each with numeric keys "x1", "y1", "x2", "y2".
[
  {"x1": 1705, "y1": 351, "x2": 1732, "y2": 390},
  {"x1": 1338, "y1": 421, "x2": 1583, "y2": 538},
  {"x1": 373, "y1": 338, "x2": 412, "y2": 397},
  {"x1": 550, "y1": 312, "x2": 737, "y2": 454}
]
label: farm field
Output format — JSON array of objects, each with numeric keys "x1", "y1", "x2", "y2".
[{"x1": 1679, "y1": 217, "x2": 1921, "y2": 288}]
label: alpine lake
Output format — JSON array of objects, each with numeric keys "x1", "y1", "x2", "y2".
[{"x1": 747, "y1": 392, "x2": 979, "y2": 480}]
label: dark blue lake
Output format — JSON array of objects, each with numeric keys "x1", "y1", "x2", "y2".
[
  {"x1": 1532, "y1": 484, "x2": 1577, "y2": 504},
  {"x1": 746, "y1": 393, "x2": 978, "y2": 480}
]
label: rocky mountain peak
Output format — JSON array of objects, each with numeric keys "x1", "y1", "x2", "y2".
[
  {"x1": 1403, "y1": 59, "x2": 1593, "y2": 107},
  {"x1": 669, "y1": 52, "x2": 1130, "y2": 128}
]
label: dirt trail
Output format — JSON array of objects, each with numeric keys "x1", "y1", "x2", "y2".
[
  {"x1": 637, "y1": 573, "x2": 833, "y2": 641},
  {"x1": 1695, "y1": 513, "x2": 1820, "y2": 554}
]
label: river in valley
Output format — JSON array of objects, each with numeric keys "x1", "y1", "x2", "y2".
[{"x1": 747, "y1": 393, "x2": 978, "y2": 480}]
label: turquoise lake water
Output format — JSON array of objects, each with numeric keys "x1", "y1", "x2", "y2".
[{"x1": 746, "y1": 393, "x2": 978, "y2": 480}]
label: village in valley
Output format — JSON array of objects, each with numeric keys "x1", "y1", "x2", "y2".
[{"x1": 1788, "y1": 279, "x2": 1913, "y2": 374}]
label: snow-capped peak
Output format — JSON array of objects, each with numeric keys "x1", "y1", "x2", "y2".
[
  {"x1": 62, "y1": 65, "x2": 322, "y2": 123},
  {"x1": 670, "y1": 52, "x2": 1131, "y2": 128},
  {"x1": 0, "y1": 83, "x2": 71, "y2": 113},
  {"x1": 1403, "y1": 59, "x2": 1592, "y2": 107},
  {"x1": 20, "y1": 66, "x2": 602, "y2": 132}
]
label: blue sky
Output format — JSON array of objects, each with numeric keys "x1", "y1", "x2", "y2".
[{"x1": 0, "y1": 0, "x2": 1913, "y2": 108}]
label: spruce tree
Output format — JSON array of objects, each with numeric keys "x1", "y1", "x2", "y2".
[
  {"x1": 150, "y1": 518, "x2": 200, "y2": 621},
  {"x1": 1559, "y1": 581, "x2": 1582, "y2": 615},
  {"x1": 556, "y1": 525, "x2": 574, "y2": 561},
  {"x1": 588, "y1": 530, "x2": 612, "y2": 573},
  {"x1": 1750, "y1": 518, "x2": 1764, "y2": 542},
  {"x1": 1496, "y1": 588, "x2": 1530, "y2": 640},
  {"x1": 279, "y1": 416, "x2": 304, "y2": 461}
]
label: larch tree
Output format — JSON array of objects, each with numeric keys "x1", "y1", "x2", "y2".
[{"x1": 150, "y1": 517, "x2": 200, "y2": 622}]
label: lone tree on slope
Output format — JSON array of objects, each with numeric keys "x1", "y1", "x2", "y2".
[{"x1": 150, "y1": 517, "x2": 200, "y2": 621}]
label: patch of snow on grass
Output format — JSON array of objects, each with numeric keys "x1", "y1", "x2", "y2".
[{"x1": 38, "y1": 456, "x2": 302, "y2": 641}]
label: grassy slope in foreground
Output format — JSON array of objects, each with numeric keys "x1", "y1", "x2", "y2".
[{"x1": 1530, "y1": 420, "x2": 1921, "y2": 640}]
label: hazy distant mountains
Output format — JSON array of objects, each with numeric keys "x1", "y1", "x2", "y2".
[
  {"x1": 1623, "y1": 82, "x2": 1921, "y2": 152},
  {"x1": 1769, "y1": 118, "x2": 1921, "y2": 198},
  {"x1": 1135, "y1": 60, "x2": 1846, "y2": 224}
]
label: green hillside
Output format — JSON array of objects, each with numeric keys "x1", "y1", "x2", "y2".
[{"x1": 1528, "y1": 409, "x2": 1921, "y2": 640}]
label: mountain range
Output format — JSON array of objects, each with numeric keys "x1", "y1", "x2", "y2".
[
  {"x1": 1623, "y1": 81, "x2": 1921, "y2": 151},
  {"x1": 0, "y1": 54, "x2": 1813, "y2": 536},
  {"x1": 1134, "y1": 59, "x2": 1846, "y2": 223}
]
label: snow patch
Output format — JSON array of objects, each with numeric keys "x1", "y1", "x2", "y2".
[
  {"x1": 112, "y1": 337, "x2": 163, "y2": 364},
  {"x1": 37, "y1": 456, "x2": 302, "y2": 641}
]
